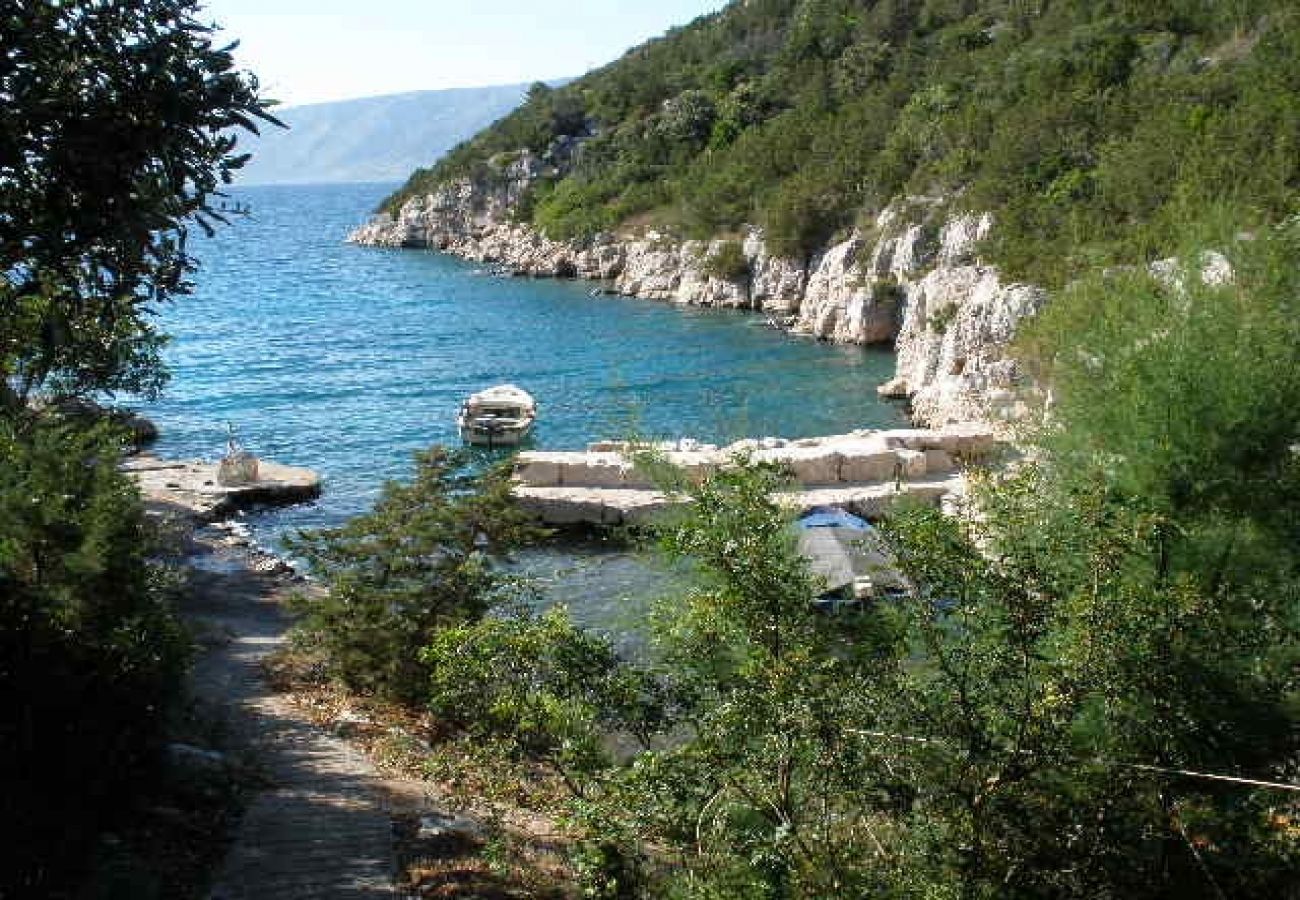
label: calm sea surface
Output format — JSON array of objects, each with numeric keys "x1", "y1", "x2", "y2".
[{"x1": 141, "y1": 182, "x2": 906, "y2": 634}]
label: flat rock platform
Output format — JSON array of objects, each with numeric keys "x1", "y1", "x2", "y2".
[{"x1": 124, "y1": 454, "x2": 322, "y2": 521}]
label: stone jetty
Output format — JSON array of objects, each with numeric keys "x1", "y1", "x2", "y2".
[
  {"x1": 511, "y1": 424, "x2": 998, "y2": 526},
  {"x1": 124, "y1": 454, "x2": 322, "y2": 521}
]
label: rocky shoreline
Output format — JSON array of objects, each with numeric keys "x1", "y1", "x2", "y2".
[
  {"x1": 124, "y1": 444, "x2": 321, "y2": 581},
  {"x1": 348, "y1": 159, "x2": 1046, "y2": 430},
  {"x1": 124, "y1": 452, "x2": 322, "y2": 522}
]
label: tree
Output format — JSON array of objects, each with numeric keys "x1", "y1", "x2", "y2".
[
  {"x1": 857, "y1": 226, "x2": 1300, "y2": 897},
  {"x1": 0, "y1": 0, "x2": 278, "y2": 409},
  {"x1": 0, "y1": 2, "x2": 274, "y2": 891},
  {"x1": 587, "y1": 461, "x2": 907, "y2": 898},
  {"x1": 1, "y1": 416, "x2": 190, "y2": 895},
  {"x1": 287, "y1": 448, "x2": 544, "y2": 704},
  {"x1": 572, "y1": 226, "x2": 1300, "y2": 894}
]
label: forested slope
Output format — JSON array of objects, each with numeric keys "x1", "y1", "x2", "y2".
[{"x1": 382, "y1": 0, "x2": 1299, "y2": 285}]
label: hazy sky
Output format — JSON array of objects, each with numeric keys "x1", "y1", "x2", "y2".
[{"x1": 199, "y1": 0, "x2": 730, "y2": 108}]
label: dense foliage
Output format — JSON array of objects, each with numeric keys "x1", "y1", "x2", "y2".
[
  {"x1": 295, "y1": 225, "x2": 1300, "y2": 896},
  {"x1": 287, "y1": 448, "x2": 544, "y2": 705},
  {"x1": 384, "y1": 0, "x2": 1300, "y2": 278},
  {"x1": 0, "y1": 1, "x2": 272, "y2": 892},
  {"x1": 583, "y1": 229, "x2": 1300, "y2": 897},
  {"x1": 0, "y1": 418, "x2": 190, "y2": 894}
]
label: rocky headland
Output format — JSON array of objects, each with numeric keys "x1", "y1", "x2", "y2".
[{"x1": 349, "y1": 151, "x2": 1047, "y2": 430}]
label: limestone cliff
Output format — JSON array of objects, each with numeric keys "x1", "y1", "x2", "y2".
[{"x1": 348, "y1": 157, "x2": 1046, "y2": 428}]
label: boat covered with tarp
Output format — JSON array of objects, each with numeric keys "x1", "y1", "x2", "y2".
[
  {"x1": 457, "y1": 384, "x2": 537, "y2": 447},
  {"x1": 795, "y1": 506, "x2": 909, "y2": 611}
]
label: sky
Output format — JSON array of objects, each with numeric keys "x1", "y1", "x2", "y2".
[{"x1": 199, "y1": 0, "x2": 731, "y2": 108}]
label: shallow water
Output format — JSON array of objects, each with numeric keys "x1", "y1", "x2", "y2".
[{"x1": 140, "y1": 182, "x2": 907, "y2": 626}]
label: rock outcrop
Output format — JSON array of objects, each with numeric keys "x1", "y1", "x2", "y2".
[
  {"x1": 349, "y1": 159, "x2": 1046, "y2": 428},
  {"x1": 124, "y1": 454, "x2": 322, "y2": 521}
]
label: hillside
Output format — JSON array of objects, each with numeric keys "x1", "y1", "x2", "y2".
[
  {"x1": 237, "y1": 84, "x2": 540, "y2": 185},
  {"x1": 380, "y1": 0, "x2": 1299, "y2": 286}
]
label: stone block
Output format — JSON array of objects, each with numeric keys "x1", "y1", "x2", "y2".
[
  {"x1": 756, "y1": 446, "x2": 842, "y2": 485},
  {"x1": 880, "y1": 429, "x2": 938, "y2": 451},
  {"x1": 560, "y1": 453, "x2": 629, "y2": 488},
  {"x1": 837, "y1": 448, "x2": 897, "y2": 484},
  {"x1": 896, "y1": 448, "x2": 927, "y2": 478},
  {"x1": 924, "y1": 448, "x2": 958, "y2": 475},
  {"x1": 513, "y1": 452, "x2": 567, "y2": 487},
  {"x1": 667, "y1": 451, "x2": 720, "y2": 485},
  {"x1": 622, "y1": 494, "x2": 677, "y2": 525},
  {"x1": 945, "y1": 426, "x2": 997, "y2": 462},
  {"x1": 514, "y1": 488, "x2": 606, "y2": 525}
]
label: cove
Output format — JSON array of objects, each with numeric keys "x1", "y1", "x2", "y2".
[
  {"x1": 139, "y1": 182, "x2": 906, "y2": 627},
  {"x1": 142, "y1": 182, "x2": 907, "y2": 537}
]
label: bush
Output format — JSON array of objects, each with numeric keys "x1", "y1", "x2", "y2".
[
  {"x1": 0, "y1": 418, "x2": 188, "y2": 894},
  {"x1": 286, "y1": 447, "x2": 543, "y2": 704},
  {"x1": 423, "y1": 606, "x2": 667, "y2": 789},
  {"x1": 701, "y1": 239, "x2": 750, "y2": 281}
]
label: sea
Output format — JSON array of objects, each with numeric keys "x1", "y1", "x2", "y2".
[{"x1": 140, "y1": 182, "x2": 907, "y2": 639}]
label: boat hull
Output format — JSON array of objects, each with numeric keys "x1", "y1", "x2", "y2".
[
  {"x1": 456, "y1": 383, "x2": 537, "y2": 448},
  {"x1": 458, "y1": 420, "x2": 533, "y2": 447}
]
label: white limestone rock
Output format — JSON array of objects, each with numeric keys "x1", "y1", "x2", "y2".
[{"x1": 349, "y1": 166, "x2": 1049, "y2": 429}]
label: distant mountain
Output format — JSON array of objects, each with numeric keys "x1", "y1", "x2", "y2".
[{"x1": 236, "y1": 83, "x2": 546, "y2": 185}]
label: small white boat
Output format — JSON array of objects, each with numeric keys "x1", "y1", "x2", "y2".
[{"x1": 457, "y1": 384, "x2": 537, "y2": 447}]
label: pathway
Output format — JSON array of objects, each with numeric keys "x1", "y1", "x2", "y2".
[{"x1": 183, "y1": 549, "x2": 396, "y2": 899}]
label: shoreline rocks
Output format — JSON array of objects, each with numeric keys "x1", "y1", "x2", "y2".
[
  {"x1": 124, "y1": 453, "x2": 322, "y2": 522},
  {"x1": 349, "y1": 174, "x2": 1045, "y2": 430}
]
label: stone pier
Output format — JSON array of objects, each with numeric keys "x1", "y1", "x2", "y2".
[{"x1": 511, "y1": 424, "x2": 997, "y2": 526}]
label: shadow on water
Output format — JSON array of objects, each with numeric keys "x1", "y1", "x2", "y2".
[{"x1": 507, "y1": 531, "x2": 697, "y2": 662}]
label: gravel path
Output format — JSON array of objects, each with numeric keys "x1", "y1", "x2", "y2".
[{"x1": 183, "y1": 550, "x2": 396, "y2": 899}]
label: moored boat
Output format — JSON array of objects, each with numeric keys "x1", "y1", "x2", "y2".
[{"x1": 457, "y1": 384, "x2": 537, "y2": 447}]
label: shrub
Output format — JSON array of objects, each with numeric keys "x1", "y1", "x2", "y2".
[
  {"x1": 286, "y1": 447, "x2": 543, "y2": 704},
  {"x1": 1, "y1": 418, "x2": 188, "y2": 894},
  {"x1": 701, "y1": 239, "x2": 750, "y2": 281}
]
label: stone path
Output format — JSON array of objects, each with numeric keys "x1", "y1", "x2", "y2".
[{"x1": 184, "y1": 554, "x2": 396, "y2": 899}]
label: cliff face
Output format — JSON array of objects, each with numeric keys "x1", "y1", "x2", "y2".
[{"x1": 348, "y1": 159, "x2": 1046, "y2": 428}]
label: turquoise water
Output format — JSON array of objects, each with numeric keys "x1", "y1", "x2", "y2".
[
  {"x1": 141, "y1": 182, "x2": 905, "y2": 631},
  {"x1": 144, "y1": 182, "x2": 905, "y2": 533}
]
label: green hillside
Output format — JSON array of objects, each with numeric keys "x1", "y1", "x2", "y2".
[{"x1": 383, "y1": 0, "x2": 1299, "y2": 285}]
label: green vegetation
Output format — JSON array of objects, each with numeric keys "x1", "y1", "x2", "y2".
[
  {"x1": 701, "y1": 238, "x2": 751, "y2": 281},
  {"x1": 384, "y1": 0, "x2": 1300, "y2": 280},
  {"x1": 1, "y1": 1, "x2": 272, "y2": 893},
  {"x1": 0, "y1": 0, "x2": 277, "y2": 410},
  {"x1": 286, "y1": 448, "x2": 543, "y2": 706},
  {"x1": 292, "y1": 223, "x2": 1300, "y2": 896},
  {"x1": 2, "y1": 417, "x2": 191, "y2": 895}
]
